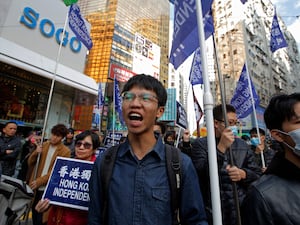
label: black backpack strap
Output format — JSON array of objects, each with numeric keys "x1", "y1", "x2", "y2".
[
  {"x1": 165, "y1": 144, "x2": 182, "y2": 225},
  {"x1": 100, "y1": 144, "x2": 120, "y2": 225}
]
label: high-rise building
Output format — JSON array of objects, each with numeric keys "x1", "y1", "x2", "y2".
[
  {"x1": 213, "y1": 0, "x2": 300, "y2": 106},
  {"x1": 78, "y1": 0, "x2": 170, "y2": 87}
]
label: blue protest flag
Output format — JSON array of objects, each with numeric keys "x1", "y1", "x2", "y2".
[
  {"x1": 270, "y1": 11, "x2": 288, "y2": 53},
  {"x1": 98, "y1": 83, "x2": 104, "y2": 109},
  {"x1": 68, "y1": 4, "x2": 93, "y2": 50},
  {"x1": 230, "y1": 64, "x2": 260, "y2": 119},
  {"x1": 169, "y1": 0, "x2": 214, "y2": 69},
  {"x1": 114, "y1": 79, "x2": 125, "y2": 125},
  {"x1": 189, "y1": 47, "x2": 203, "y2": 85}
]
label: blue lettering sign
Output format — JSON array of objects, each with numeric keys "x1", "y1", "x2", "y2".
[{"x1": 19, "y1": 6, "x2": 82, "y2": 53}]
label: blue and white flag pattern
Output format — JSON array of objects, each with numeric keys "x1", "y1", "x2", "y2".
[
  {"x1": 169, "y1": 0, "x2": 214, "y2": 69},
  {"x1": 98, "y1": 83, "x2": 105, "y2": 109},
  {"x1": 114, "y1": 79, "x2": 125, "y2": 125},
  {"x1": 270, "y1": 11, "x2": 287, "y2": 53},
  {"x1": 68, "y1": 4, "x2": 93, "y2": 50},
  {"x1": 189, "y1": 47, "x2": 203, "y2": 85},
  {"x1": 230, "y1": 65, "x2": 260, "y2": 119}
]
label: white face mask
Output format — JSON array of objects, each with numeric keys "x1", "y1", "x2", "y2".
[
  {"x1": 288, "y1": 128, "x2": 300, "y2": 155},
  {"x1": 277, "y1": 128, "x2": 300, "y2": 156}
]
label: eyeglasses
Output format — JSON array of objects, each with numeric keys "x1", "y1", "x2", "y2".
[
  {"x1": 121, "y1": 91, "x2": 158, "y2": 104},
  {"x1": 75, "y1": 141, "x2": 92, "y2": 149}
]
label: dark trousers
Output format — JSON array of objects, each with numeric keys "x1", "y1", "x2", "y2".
[{"x1": 32, "y1": 190, "x2": 46, "y2": 225}]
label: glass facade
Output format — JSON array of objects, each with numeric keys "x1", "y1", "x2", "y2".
[{"x1": 79, "y1": 0, "x2": 170, "y2": 87}]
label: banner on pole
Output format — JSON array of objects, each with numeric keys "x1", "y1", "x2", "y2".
[
  {"x1": 230, "y1": 65, "x2": 260, "y2": 119},
  {"x1": 169, "y1": 0, "x2": 214, "y2": 69},
  {"x1": 270, "y1": 10, "x2": 288, "y2": 53},
  {"x1": 189, "y1": 47, "x2": 203, "y2": 85},
  {"x1": 68, "y1": 4, "x2": 93, "y2": 50},
  {"x1": 176, "y1": 101, "x2": 188, "y2": 129}
]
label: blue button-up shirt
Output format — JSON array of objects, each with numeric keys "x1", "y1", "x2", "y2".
[{"x1": 88, "y1": 137, "x2": 207, "y2": 225}]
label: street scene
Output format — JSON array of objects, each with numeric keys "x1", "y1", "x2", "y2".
[{"x1": 1, "y1": 0, "x2": 300, "y2": 225}]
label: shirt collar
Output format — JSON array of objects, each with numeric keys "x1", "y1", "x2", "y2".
[{"x1": 118, "y1": 136, "x2": 165, "y2": 160}]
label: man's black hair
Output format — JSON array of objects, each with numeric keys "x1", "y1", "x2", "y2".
[
  {"x1": 213, "y1": 104, "x2": 236, "y2": 121},
  {"x1": 249, "y1": 127, "x2": 265, "y2": 136},
  {"x1": 264, "y1": 93, "x2": 300, "y2": 130},
  {"x1": 122, "y1": 74, "x2": 167, "y2": 107}
]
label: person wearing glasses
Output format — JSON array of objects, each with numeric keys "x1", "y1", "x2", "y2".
[
  {"x1": 88, "y1": 74, "x2": 208, "y2": 225},
  {"x1": 190, "y1": 104, "x2": 261, "y2": 225},
  {"x1": 35, "y1": 130, "x2": 100, "y2": 225}
]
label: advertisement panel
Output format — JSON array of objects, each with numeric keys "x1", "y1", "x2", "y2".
[
  {"x1": 0, "y1": 0, "x2": 90, "y2": 71},
  {"x1": 109, "y1": 64, "x2": 136, "y2": 82},
  {"x1": 132, "y1": 33, "x2": 160, "y2": 79}
]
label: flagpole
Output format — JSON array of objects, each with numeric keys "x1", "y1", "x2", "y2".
[
  {"x1": 195, "y1": 1, "x2": 222, "y2": 224},
  {"x1": 113, "y1": 78, "x2": 116, "y2": 144},
  {"x1": 213, "y1": 31, "x2": 242, "y2": 225},
  {"x1": 242, "y1": 20, "x2": 266, "y2": 168},
  {"x1": 34, "y1": 12, "x2": 69, "y2": 180}
]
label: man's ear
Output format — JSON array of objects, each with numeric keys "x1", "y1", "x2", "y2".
[
  {"x1": 270, "y1": 129, "x2": 284, "y2": 142},
  {"x1": 156, "y1": 106, "x2": 165, "y2": 119}
]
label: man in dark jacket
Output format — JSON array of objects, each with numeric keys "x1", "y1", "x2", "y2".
[
  {"x1": 190, "y1": 104, "x2": 261, "y2": 225},
  {"x1": 0, "y1": 121, "x2": 22, "y2": 176},
  {"x1": 241, "y1": 93, "x2": 300, "y2": 225}
]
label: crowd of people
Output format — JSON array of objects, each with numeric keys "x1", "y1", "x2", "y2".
[{"x1": 0, "y1": 74, "x2": 299, "y2": 225}]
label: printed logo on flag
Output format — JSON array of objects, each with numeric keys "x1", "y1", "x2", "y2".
[
  {"x1": 68, "y1": 4, "x2": 93, "y2": 50},
  {"x1": 270, "y1": 12, "x2": 287, "y2": 53},
  {"x1": 230, "y1": 65, "x2": 259, "y2": 119},
  {"x1": 169, "y1": 0, "x2": 213, "y2": 69},
  {"x1": 43, "y1": 157, "x2": 94, "y2": 211}
]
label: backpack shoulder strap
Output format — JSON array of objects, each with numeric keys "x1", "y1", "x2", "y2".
[
  {"x1": 100, "y1": 144, "x2": 120, "y2": 224},
  {"x1": 165, "y1": 144, "x2": 182, "y2": 225}
]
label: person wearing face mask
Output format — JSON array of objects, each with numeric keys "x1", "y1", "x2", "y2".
[
  {"x1": 249, "y1": 127, "x2": 275, "y2": 172},
  {"x1": 241, "y1": 93, "x2": 300, "y2": 225},
  {"x1": 190, "y1": 104, "x2": 261, "y2": 225},
  {"x1": 164, "y1": 131, "x2": 176, "y2": 146}
]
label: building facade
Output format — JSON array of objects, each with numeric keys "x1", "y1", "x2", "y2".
[
  {"x1": 78, "y1": 0, "x2": 170, "y2": 87},
  {"x1": 0, "y1": 0, "x2": 98, "y2": 136},
  {"x1": 213, "y1": 0, "x2": 300, "y2": 107}
]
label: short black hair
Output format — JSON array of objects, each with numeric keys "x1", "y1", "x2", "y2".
[
  {"x1": 68, "y1": 128, "x2": 75, "y2": 134},
  {"x1": 4, "y1": 121, "x2": 18, "y2": 127},
  {"x1": 264, "y1": 93, "x2": 300, "y2": 130},
  {"x1": 249, "y1": 127, "x2": 265, "y2": 136},
  {"x1": 122, "y1": 74, "x2": 167, "y2": 107},
  {"x1": 75, "y1": 130, "x2": 100, "y2": 150},
  {"x1": 213, "y1": 104, "x2": 236, "y2": 121}
]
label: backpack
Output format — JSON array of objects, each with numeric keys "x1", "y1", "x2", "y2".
[
  {"x1": 100, "y1": 143, "x2": 182, "y2": 225},
  {"x1": 0, "y1": 175, "x2": 34, "y2": 225}
]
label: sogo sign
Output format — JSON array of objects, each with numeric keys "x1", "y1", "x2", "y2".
[{"x1": 19, "y1": 6, "x2": 82, "y2": 53}]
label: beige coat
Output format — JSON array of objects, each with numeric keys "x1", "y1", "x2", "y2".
[{"x1": 27, "y1": 141, "x2": 71, "y2": 222}]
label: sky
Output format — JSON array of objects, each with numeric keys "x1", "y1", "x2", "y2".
[{"x1": 271, "y1": 0, "x2": 300, "y2": 51}]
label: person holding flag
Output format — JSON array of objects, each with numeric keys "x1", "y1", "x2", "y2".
[{"x1": 190, "y1": 104, "x2": 261, "y2": 225}]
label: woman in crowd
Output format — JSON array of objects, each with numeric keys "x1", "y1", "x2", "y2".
[{"x1": 35, "y1": 130, "x2": 100, "y2": 225}]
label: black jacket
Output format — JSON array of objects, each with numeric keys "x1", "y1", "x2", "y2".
[
  {"x1": 191, "y1": 137, "x2": 261, "y2": 225},
  {"x1": 0, "y1": 135, "x2": 22, "y2": 176},
  {"x1": 241, "y1": 151, "x2": 300, "y2": 225}
]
